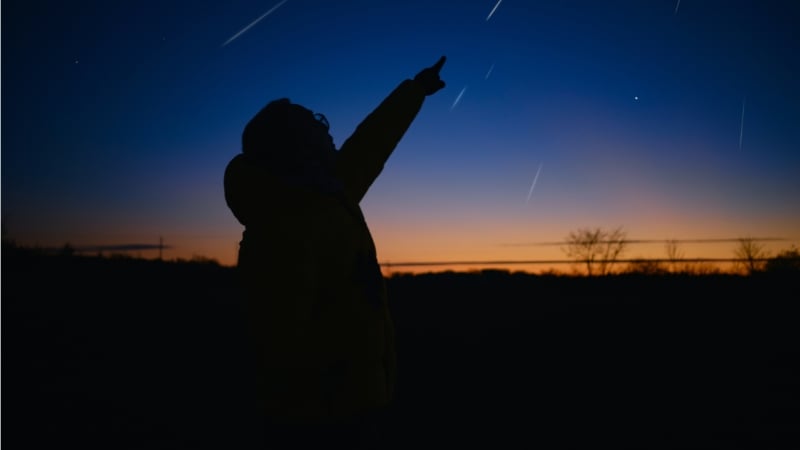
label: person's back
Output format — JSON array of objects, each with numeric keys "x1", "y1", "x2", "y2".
[
  {"x1": 224, "y1": 56, "x2": 446, "y2": 446},
  {"x1": 227, "y1": 153, "x2": 396, "y2": 420}
]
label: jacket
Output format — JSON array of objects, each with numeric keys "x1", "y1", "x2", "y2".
[{"x1": 224, "y1": 79, "x2": 427, "y2": 422}]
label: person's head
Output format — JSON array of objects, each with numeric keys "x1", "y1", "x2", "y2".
[{"x1": 242, "y1": 98, "x2": 336, "y2": 174}]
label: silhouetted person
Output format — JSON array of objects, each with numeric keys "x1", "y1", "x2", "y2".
[{"x1": 224, "y1": 56, "x2": 446, "y2": 448}]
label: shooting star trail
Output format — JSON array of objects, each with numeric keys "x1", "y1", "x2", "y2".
[
  {"x1": 485, "y1": 63, "x2": 495, "y2": 80},
  {"x1": 486, "y1": 0, "x2": 503, "y2": 21},
  {"x1": 739, "y1": 96, "x2": 746, "y2": 150},
  {"x1": 525, "y1": 163, "x2": 543, "y2": 204},
  {"x1": 674, "y1": 0, "x2": 681, "y2": 14},
  {"x1": 451, "y1": 86, "x2": 467, "y2": 111},
  {"x1": 221, "y1": 0, "x2": 289, "y2": 47}
]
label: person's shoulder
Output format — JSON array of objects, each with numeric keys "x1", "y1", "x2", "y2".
[
  {"x1": 226, "y1": 152, "x2": 247, "y2": 168},
  {"x1": 225, "y1": 153, "x2": 272, "y2": 195},
  {"x1": 225, "y1": 153, "x2": 260, "y2": 180}
]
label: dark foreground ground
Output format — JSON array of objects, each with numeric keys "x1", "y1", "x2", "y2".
[{"x1": 3, "y1": 246, "x2": 798, "y2": 449}]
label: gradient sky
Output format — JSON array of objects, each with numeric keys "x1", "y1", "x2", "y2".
[{"x1": 3, "y1": 0, "x2": 799, "y2": 272}]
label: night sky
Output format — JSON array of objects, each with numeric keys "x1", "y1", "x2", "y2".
[{"x1": 2, "y1": 0, "x2": 799, "y2": 271}]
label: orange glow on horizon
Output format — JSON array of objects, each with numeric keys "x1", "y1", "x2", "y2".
[{"x1": 11, "y1": 215, "x2": 798, "y2": 276}]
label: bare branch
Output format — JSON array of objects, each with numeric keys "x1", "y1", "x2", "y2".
[
  {"x1": 563, "y1": 227, "x2": 629, "y2": 276},
  {"x1": 733, "y1": 236, "x2": 768, "y2": 274}
]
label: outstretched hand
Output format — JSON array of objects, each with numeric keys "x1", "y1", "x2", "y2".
[{"x1": 414, "y1": 56, "x2": 446, "y2": 96}]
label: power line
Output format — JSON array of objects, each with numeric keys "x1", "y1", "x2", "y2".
[{"x1": 499, "y1": 237, "x2": 788, "y2": 247}]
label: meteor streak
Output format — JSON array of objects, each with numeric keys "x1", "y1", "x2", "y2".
[
  {"x1": 485, "y1": 63, "x2": 495, "y2": 80},
  {"x1": 486, "y1": 0, "x2": 503, "y2": 21},
  {"x1": 674, "y1": 0, "x2": 681, "y2": 14},
  {"x1": 221, "y1": 0, "x2": 289, "y2": 47},
  {"x1": 451, "y1": 86, "x2": 467, "y2": 111},
  {"x1": 525, "y1": 163, "x2": 543, "y2": 204}
]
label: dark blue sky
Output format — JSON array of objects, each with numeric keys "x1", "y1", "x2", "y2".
[{"x1": 2, "y1": 0, "x2": 799, "y2": 269}]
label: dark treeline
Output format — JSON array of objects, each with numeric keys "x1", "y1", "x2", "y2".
[{"x1": 2, "y1": 245, "x2": 798, "y2": 449}]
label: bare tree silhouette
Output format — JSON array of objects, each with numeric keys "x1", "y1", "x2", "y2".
[
  {"x1": 562, "y1": 227, "x2": 628, "y2": 276},
  {"x1": 665, "y1": 239, "x2": 684, "y2": 273},
  {"x1": 733, "y1": 236, "x2": 769, "y2": 274}
]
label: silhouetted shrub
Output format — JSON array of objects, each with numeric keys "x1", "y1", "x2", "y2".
[
  {"x1": 623, "y1": 259, "x2": 668, "y2": 275},
  {"x1": 765, "y1": 247, "x2": 800, "y2": 274}
]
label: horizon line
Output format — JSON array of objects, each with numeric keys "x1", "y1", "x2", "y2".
[
  {"x1": 380, "y1": 257, "x2": 781, "y2": 267},
  {"x1": 25, "y1": 243, "x2": 175, "y2": 252}
]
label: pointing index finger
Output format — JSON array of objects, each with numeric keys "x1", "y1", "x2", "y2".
[{"x1": 432, "y1": 55, "x2": 446, "y2": 73}]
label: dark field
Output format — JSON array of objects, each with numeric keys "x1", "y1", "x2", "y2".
[{"x1": 3, "y1": 246, "x2": 798, "y2": 449}]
